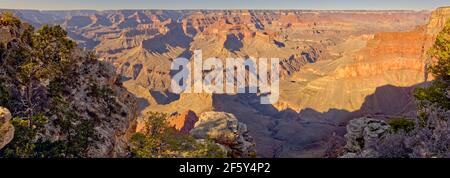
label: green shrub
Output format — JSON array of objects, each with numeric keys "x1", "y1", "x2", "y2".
[
  {"x1": 0, "y1": 82, "x2": 10, "y2": 107},
  {"x1": 415, "y1": 19, "x2": 450, "y2": 111},
  {"x1": 388, "y1": 118, "x2": 415, "y2": 133},
  {"x1": 50, "y1": 96, "x2": 99, "y2": 158},
  {"x1": 375, "y1": 19, "x2": 450, "y2": 158},
  {"x1": 0, "y1": 114, "x2": 48, "y2": 158},
  {"x1": 130, "y1": 112, "x2": 226, "y2": 158},
  {"x1": 414, "y1": 81, "x2": 450, "y2": 110},
  {"x1": 0, "y1": 13, "x2": 100, "y2": 158},
  {"x1": 0, "y1": 12, "x2": 21, "y2": 27}
]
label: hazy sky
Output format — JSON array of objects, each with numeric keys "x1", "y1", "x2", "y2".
[{"x1": 0, "y1": 0, "x2": 449, "y2": 10}]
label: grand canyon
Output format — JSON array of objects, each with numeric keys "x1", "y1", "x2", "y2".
[{"x1": 1, "y1": 6, "x2": 450, "y2": 158}]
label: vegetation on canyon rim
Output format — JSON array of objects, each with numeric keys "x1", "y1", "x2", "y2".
[
  {"x1": 374, "y1": 19, "x2": 450, "y2": 158},
  {"x1": 130, "y1": 112, "x2": 226, "y2": 158},
  {"x1": 0, "y1": 12, "x2": 98, "y2": 157},
  {"x1": 0, "y1": 13, "x2": 222, "y2": 158}
]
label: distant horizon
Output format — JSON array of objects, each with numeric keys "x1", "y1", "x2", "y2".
[
  {"x1": 0, "y1": 8, "x2": 439, "y2": 12},
  {"x1": 0, "y1": 0, "x2": 449, "y2": 11}
]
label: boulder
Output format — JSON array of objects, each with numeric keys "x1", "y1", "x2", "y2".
[
  {"x1": 0, "y1": 107, "x2": 14, "y2": 150},
  {"x1": 191, "y1": 112, "x2": 240, "y2": 144},
  {"x1": 341, "y1": 117, "x2": 389, "y2": 158},
  {"x1": 190, "y1": 112, "x2": 256, "y2": 158}
]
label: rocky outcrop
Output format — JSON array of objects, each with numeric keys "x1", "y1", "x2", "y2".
[
  {"x1": 340, "y1": 117, "x2": 389, "y2": 158},
  {"x1": 134, "y1": 111, "x2": 256, "y2": 157},
  {"x1": 167, "y1": 110, "x2": 198, "y2": 134},
  {"x1": 36, "y1": 52, "x2": 139, "y2": 158},
  {"x1": 0, "y1": 107, "x2": 14, "y2": 150},
  {"x1": 426, "y1": 7, "x2": 450, "y2": 35},
  {"x1": 77, "y1": 62, "x2": 138, "y2": 157},
  {"x1": 190, "y1": 112, "x2": 256, "y2": 158},
  {"x1": 136, "y1": 110, "x2": 199, "y2": 134},
  {"x1": 0, "y1": 15, "x2": 139, "y2": 158},
  {"x1": 424, "y1": 7, "x2": 450, "y2": 78},
  {"x1": 365, "y1": 30, "x2": 428, "y2": 59}
]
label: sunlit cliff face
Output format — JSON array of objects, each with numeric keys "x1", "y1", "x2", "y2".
[{"x1": 6, "y1": 8, "x2": 450, "y2": 157}]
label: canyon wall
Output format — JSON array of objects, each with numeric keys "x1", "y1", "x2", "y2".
[{"x1": 4, "y1": 8, "x2": 447, "y2": 157}]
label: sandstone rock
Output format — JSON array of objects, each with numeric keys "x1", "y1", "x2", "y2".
[
  {"x1": 0, "y1": 107, "x2": 14, "y2": 150},
  {"x1": 167, "y1": 110, "x2": 198, "y2": 134},
  {"x1": 427, "y1": 7, "x2": 450, "y2": 35},
  {"x1": 191, "y1": 112, "x2": 240, "y2": 144},
  {"x1": 341, "y1": 117, "x2": 389, "y2": 158},
  {"x1": 190, "y1": 112, "x2": 256, "y2": 158},
  {"x1": 136, "y1": 110, "x2": 198, "y2": 134},
  {"x1": 76, "y1": 62, "x2": 138, "y2": 158},
  {"x1": 25, "y1": 55, "x2": 141, "y2": 158},
  {"x1": 424, "y1": 7, "x2": 450, "y2": 79},
  {"x1": 365, "y1": 31, "x2": 428, "y2": 59}
]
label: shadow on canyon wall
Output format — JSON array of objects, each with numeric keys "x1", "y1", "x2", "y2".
[
  {"x1": 150, "y1": 90, "x2": 181, "y2": 105},
  {"x1": 142, "y1": 21, "x2": 192, "y2": 54},
  {"x1": 139, "y1": 82, "x2": 429, "y2": 157},
  {"x1": 209, "y1": 82, "x2": 428, "y2": 157}
]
